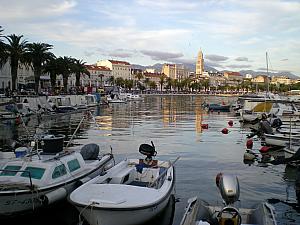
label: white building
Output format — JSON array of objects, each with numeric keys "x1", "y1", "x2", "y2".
[
  {"x1": 0, "y1": 60, "x2": 35, "y2": 90},
  {"x1": 161, "y1": 64, "x2": 190, "y2": 80},
  {"x1": 97, "y1": 60, "x2": 131, "y2": 80}
]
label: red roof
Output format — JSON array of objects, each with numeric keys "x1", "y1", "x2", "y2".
[
  {"x1": 225, "y1": 72, "x2": 241, "y2": 76},
  {"x1": 108, "y1": 60, "x2": 130, "y2": 65},
  {"x1": 85, "y1": 65, "x2": 111, "y2": 71}
]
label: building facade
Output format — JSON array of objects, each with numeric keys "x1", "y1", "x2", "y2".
[
  {"x1": 97, "y1": 60, "x2": 131, "y2": 80},
  {"x1": 162, "y1": 64, "x2": 189, "y2": 80}
]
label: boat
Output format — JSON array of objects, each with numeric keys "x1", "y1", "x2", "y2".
[
  {"x1": 69, "y1": 142, "x2": 178, "y2": 225},
  {"x1": 264, "y1": 133, "x2": 300, "y2": 147},
  {"x1": 106, "y1": 93, "x2": 127, "y2": 103},
  {"x1": 47, "y1": 96, "x2": 76, "y2": 113},
  {"x1": 208, "y1": 103, "x2": 230, "y2": 112},
  {"x1": 0, "y1": 135, "x2": 114, "y2": 216},
  {"x1": 180, "y1": 173, "x2": 277, "y2": 225},
  {"x1": 126, "y1": 93, "x2": 143, "y2": 101}
]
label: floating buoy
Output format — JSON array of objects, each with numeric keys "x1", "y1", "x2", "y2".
[
  {"x1": 259, "y1": 146, "x2": 270, "y2": 153},
  {"x1": 221, "y1": 128, "x2": 229, "y2": 134},
  {"x1": 228, "y1": 120, "x2": 233, "y2": 126},
  {"x1": 246, "y1": 139, "x2": 253, "y2": 149},
  {"x1": 201, "y1": 124, "x2": 208, "y2": 129}
]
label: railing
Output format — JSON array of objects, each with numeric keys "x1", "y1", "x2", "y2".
[{"x1": 0, "y1": 169, "x2": 33, "y2": 190}]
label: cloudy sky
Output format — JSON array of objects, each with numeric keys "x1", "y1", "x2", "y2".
[{"x1": 1, "y1": 0, "x2": 300, "y2": 75}]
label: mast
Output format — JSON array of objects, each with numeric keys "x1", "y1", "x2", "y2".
[{"x1": 266, "y1": 52, "x2": 269, "y2": 93}]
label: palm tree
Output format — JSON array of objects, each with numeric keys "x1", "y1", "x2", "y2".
[
  {"x1": 73, "y1": 59, "x2": 90, "y2": 88},
  {"x1": 124, "y1": 79, "x2": 134, "y2": 91},
  {"x1": 3, "y1": 34, "x2": 28, "y2": 90},
  {"x1": 144, "y1": 78, "x2": 151, "y2": 90},
  {"x1": 159, "y1": 74, "x2": 166, "y2": 92},
  {"x1": 149, "y1": 81, "x2": 157, "y2": 90},
  {"x1": 115, "y1": 77, "x2": 125, "y2": 87},
  {"x1": 26, "y1": 42, "x2": 55, "y2": 93},
  {"x1": 166, "y1": 77, "x2": 173, "y2": 91},
  {"x1": 43, "y1": 57, "x2": 59, "y2": 91},
  {"x1": 135, "y1": 72, "x2": 144, "y2": 89},
  {"x1": 108, "y1": 76, "x2": 115, "y2": 86},
  {"x1": 56, "y1": 56, "x2": 74, "y2": 93}
]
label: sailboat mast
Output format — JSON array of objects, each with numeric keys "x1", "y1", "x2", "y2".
[{"x1": 266, "y1": 52, "x2": 269, "y2": 93}]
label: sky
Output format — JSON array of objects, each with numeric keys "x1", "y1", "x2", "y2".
[{"x1": 0, "y1": 0, "x2": 300, "y2": 75}]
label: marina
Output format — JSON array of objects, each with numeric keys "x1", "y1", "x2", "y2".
[{"x1": 0, "y1": 95, "x2": 299, "y2": 225}]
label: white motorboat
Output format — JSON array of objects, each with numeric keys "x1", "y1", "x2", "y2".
[
  {"x1": 126, "y1": 93, "x2": 143, "y2": 101},
  {"x1": 106, "y1": 93, "x2": 127, "y2": 103},
  {"x1": 0, "y1": 138, "x2": 114, "y2": 216},
  {"x1": 69, "y1": 142, "x2": 177, "y2": 225},
  {"x1": 180, "y1": 173, "x2": 277, "y2": 225},
  {"x1": 264, "y1": 133, "x2": 300, "y2": 147}
]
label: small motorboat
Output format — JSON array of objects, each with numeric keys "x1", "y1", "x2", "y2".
[
  {"x1": 69, "y1": 142, "x2": 178, "y2": 225},
  {"x1": 0, "y1": 137, "x2": 114, "y2": 216},
  {"x1": 180, "y1": 173, "x2": 277, "y2": 225},
  {"x1": 208, "y1": 103, "x2": 231, "y2": 112}
]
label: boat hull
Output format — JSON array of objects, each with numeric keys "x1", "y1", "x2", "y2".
[
  {"x1": 264, "y1": 134, "x2": 300, "y2": 147},
  {"x1": 76, "y1": 193, "x2": 171, "y2": 225},
  {"x1": 0, "y1": 155, "x2": 113, "y2": 216}
]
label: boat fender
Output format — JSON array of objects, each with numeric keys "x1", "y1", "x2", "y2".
[
  {"x1": 228, "y1": 120, "x2": 233, "y2": 126},
  {"x1": 246, "y1": 139, "x2": 253, "y2": 149},
  {"x1": 221, "y1": 128, "x2": 229, "y2": 134},
  {"x1": 201, "y1": 124, "x2": 209, "y2": 129},
  {"x1": 76, "y1": 176, "x2": 92, "y2": 186},
  {"x1": 259, "y1": 146, "x2": 270, "y2": 153},
  {"x1": 243, "y1": 152, "x2": 255, "y2": 161},
  {"x1": 40, "y1": 187, "x2": 67, "y2": 205}
]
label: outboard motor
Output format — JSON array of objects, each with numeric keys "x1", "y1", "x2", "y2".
[
  {"x1": 139, "y1": 141, "x2": 157, "y2": 162},
  {"x1": 271, "y1": 118, "x2": 282, "y2": 128},
  {"x1": 259, "y1": 120, "x2": 273, "y2": 135},
  {"x1": 216, "y1": 173, "x2": 240, "y2": 205}
]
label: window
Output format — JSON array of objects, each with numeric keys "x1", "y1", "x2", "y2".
[
  {"x1": 21, "y1": 167, "x2": 46, "y2": 180},
  {"x1": 67, "y1": 159, "x2": 80, "y2": 172},
  {"x1": 52, "y1": 164, "x2": 67, "y2": 179},
  {"x1": 0, "y1": 165, "x2": 22, "y2": 176}
]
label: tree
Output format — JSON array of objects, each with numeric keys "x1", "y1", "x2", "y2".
[
  {"x1": 124, "y1": 79, "x2": 134, "y2": 90},
  {"x1": 159, "y1": 74, "x2": 166, "y2": 92},
  {"x1": 56, "y1": 56, "x2": 74, "y2": 93},
  {"x1": 149, "y1": 81, "x2": 157, "y2": 90},
  {"x1": 115, "y1": 77, "x2": 125, "y2": 87},
  {"x1": 3, "y1": 34, "x2": 28, "y2": 90},
  {"x1": 43, "y1": 57, "x2": 59, "y2": 91},
  {"x1": 73, "y1": 59, "x2": 90, "y2": 88},
  {"x1": 144, "y1": 78, "x2": 151, "y2": 90},
  {"x1": 108, "y1": 76, "x2": 115, "y2": 86},
  {"x1": 166, "y1": 77, "x2": 173, "y2": 91},
  {"x1": 26, "y1": 42, "x2": 55, "y2": 93}
]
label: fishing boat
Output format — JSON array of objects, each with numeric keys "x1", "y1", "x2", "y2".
[
  {"x1": 126, "y1": 93, "x2": 143, "y2": 101},
  {"x1": 69, "y1": 142, "x2": 178, "y2": 225},
  {"x1": 264, "y1": 133, "x2": 300, "y2": 147},
  {"x1": 0, "y1": 135, "x2": 114, "y2": 216},
  {"x1": 106, "y1": 93, "x2": 127, "y2": 103},
  {"x1": 180, "y1": 173, "x2": 277, "y2": 225}
]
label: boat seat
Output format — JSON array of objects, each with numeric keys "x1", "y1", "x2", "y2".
[{"x1": 111, "y1": 167, "x2": 134, "y2": 184}]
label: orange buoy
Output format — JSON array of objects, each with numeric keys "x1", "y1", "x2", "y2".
[
  {"x1": 221, "y1": 128, "x2": 229, "y2": 134},
  {"x1": 228, "y1": 120, "x2": 233, "y2": 126},
  {"x1": 246, "y1": 139, "x2": 253, "y2": 149},
  {"x1": 201, "y1": 124, "x2": 209, "y2": 129}
]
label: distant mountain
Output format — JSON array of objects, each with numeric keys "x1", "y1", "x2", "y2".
[
  {"x1": 131, "y1": 63, "x2": 298, "y2": 79},
  {"x1": 238, "y1": 70, "x2": 299, "y2": 79}
]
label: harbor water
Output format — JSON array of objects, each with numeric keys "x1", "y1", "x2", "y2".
[{"x1": 1, "y1": 95, "x2": 300, "y2": 225}]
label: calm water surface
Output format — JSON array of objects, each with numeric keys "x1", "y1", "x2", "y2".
[{"x1": 1, "y1": 95, "x2": 300, "y2": 225}]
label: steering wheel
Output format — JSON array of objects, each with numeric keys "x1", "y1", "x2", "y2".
[{"x1": 217, "y1": 207, "x2": 242, "y2": 225}]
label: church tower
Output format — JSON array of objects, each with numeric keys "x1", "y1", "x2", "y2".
[{"x1": 196, "y1": 50, "x2": 204, "y2": 78}]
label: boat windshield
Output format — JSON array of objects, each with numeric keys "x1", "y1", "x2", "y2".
[
  {"x1": 21, "y1": 166, "x2": 46, "y2": 180},
  {"x1": 0, "y1": 165, "x2": 22, "y2": 176}
]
